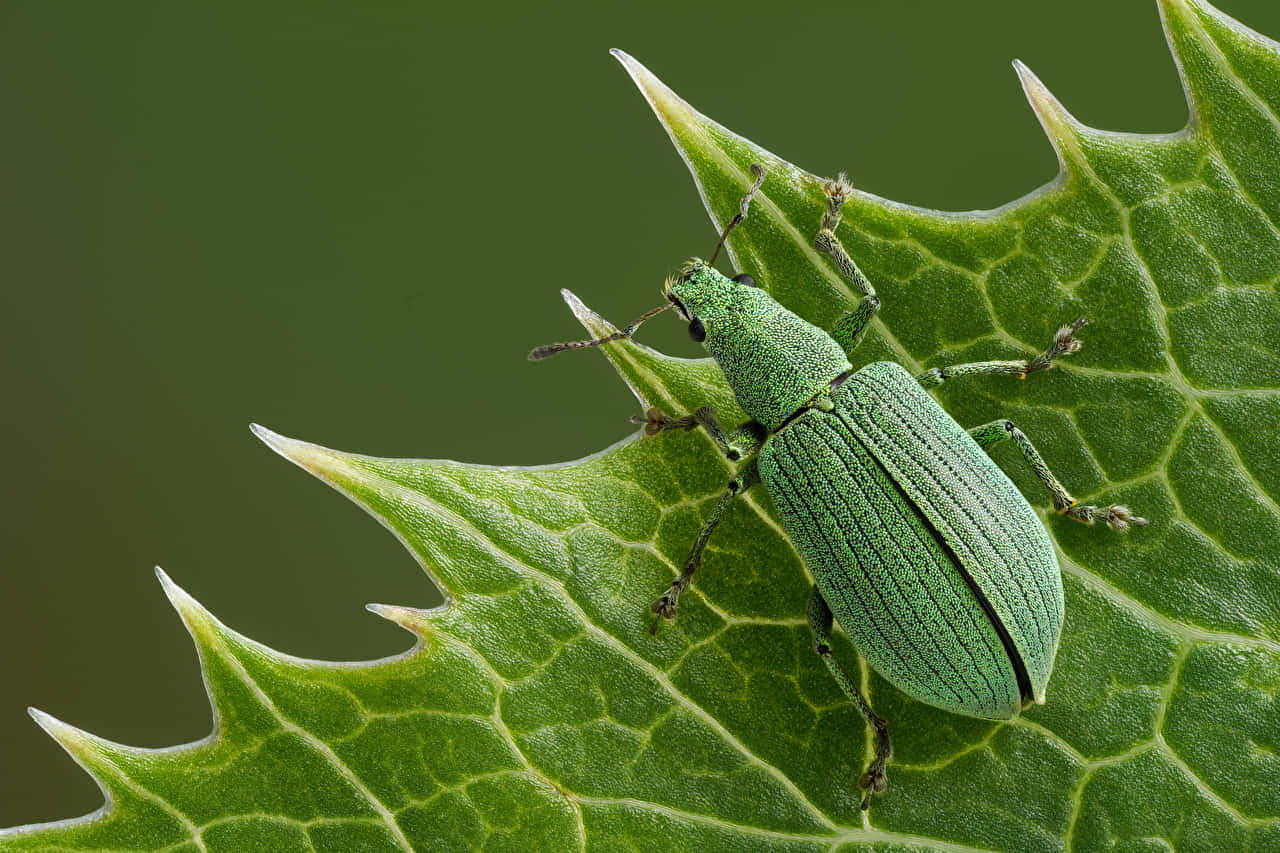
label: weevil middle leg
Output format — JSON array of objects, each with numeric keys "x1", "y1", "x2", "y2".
[
  {"x1": 808, "y1": 586, "x2": 892, "y2": 810},
  {"x1": 968, "y1": 420, "x2": 1148, "y2": 531}
]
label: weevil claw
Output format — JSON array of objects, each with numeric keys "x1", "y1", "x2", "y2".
[
  {"x1": 822, "y1": 174, "x2": 853, "y2": 209},
  {"x1": 649, "y1": 589, "x2": 678, "y2": 633},
  {"x1": 1104, "y1": 505, "x2": 1147, "y2": 532},
  {"x1": 1063, "y1": 503, "x2": 1148, "y2": 531},
  {"x1": 631, "y1": 407, "x2": 668, "y2": 436},
  {"x1": 858, "y1": 760, "x2": 888, "y2": 810},
  {"x1": 821, "y1": 175, "x2": 854, "y2": 230},
  {"x1": 632, "y1": 406, "x2": 697, "y2": 436},
  {"x1": 649, "y1": 571, "x2": 695, "y2": 635}
]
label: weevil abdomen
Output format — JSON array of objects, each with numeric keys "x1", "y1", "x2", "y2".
[{"x1": 758, "y1": 361, "x2": 1063, "y2": 719}]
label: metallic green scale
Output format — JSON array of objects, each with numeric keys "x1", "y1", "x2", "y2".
[{"x1": 758, "y1": 362, "x2": 1061, "y2": 719}]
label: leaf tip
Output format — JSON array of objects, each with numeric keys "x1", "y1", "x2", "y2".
[
  {"x1": 155, "y1": 565, "x2": 193, "y2": 609},
  {"x1": 250, "y1": 422, "x2": 298, "y2": 457},
  {"x1": 153, "y1": 564, "x2": 177, "y2": 592},
  {"x1": 611, "y1": 50, "x2": 699, "y2": 139},
  {"x1": 367, "y1": 602, "x2": 439, "y2": 636},
  {"x1": 1156, "y1": 0, "x2": 1272, "y2": 128},
  {"x1": 252, "y1": 423, "x2": 361, "y2": 485},
  {"x1": 609, "y1": 48, "x2": 654, "y2": 91},
  {"x1": 1012, "y1": 59, "x2": 1082, "y2": 173},
  {"x1": 28, "y1": 708, "x2": 101, "y2": 764},
  {"x1": 561, "y1": 289, "x2": 619, "y2": 340},
  {"x1": 27, "y1": 706, "x2": 58, "y2": 733},
  {"x1": 154, "y1": 567, "x2": 220, "y2": 641}
]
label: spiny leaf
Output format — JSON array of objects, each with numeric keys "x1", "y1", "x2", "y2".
[{"x1": 3, "y1": 0, "x2": 1279, "y2": 850}]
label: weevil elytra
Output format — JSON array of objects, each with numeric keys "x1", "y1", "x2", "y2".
[{"x1": 530, "y1": 164, "x2": 1147, "y2": 809}]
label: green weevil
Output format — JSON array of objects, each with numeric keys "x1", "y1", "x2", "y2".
[{"x1": 530, "y1": 164, "x2": 1147, "y2": 809}]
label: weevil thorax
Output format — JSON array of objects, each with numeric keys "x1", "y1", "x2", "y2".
[{"x1": 668, "y1": 261, "x2": 851, "y2": 431}]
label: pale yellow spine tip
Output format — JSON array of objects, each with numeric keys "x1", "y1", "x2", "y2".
[
  {"x1": 155, "y1": 566, "x2": 198, "y2": 613},
  {"x1": 1014, "y1": 61, "x2": 1070, "y2": 131},
  {"x1": 29, "y1": 708, "x2": 91, "y2": 753},
  {"x1": 366, "y1": 602, "x2": 413, "y2": 625},
  {"x1": 1012, "y1": 60, "x2": 1082, "y2": 173},
  {"x1": 251, "y1": 423, "x2": 362, "y2": 484},
  {"x1": 367, "y1": 602, "x2": 435, "y2": 636},
  {"x1": 610, "y1": 48, "x2": 698, "y2": 141}
]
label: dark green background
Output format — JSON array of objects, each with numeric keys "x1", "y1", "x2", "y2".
[{"x1": 2, "y1": 0, "x2": 1274, "y2": 829}]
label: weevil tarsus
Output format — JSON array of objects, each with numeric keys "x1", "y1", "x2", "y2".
[{"x1": 808, "y1": 586, "x2": 892, "y2": 810}]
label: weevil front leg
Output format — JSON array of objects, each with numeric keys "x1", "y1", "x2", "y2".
[
  {"x1": 633, "y1": 405, "x2": 766, "y2": 463},
  {"x1": 968, "y1": 420, "x2": 1148, "y2": 531},
  {"x1": 650, "y1": 460, "x2": 760, "y2": 633},
  {"x1": 808, "y1": 586, "x2": 892, "y2": 810},
  {"x1": 814, "y1": 175, "x2": 881, "y2": 358},
  {"x1": 917, "y1": 319, "x2": 1087, "y2": 389}
]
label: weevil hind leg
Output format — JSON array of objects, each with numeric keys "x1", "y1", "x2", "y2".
[
  {"x1": 807, "y1": 586, "x2": 892, "y2": 809},
  {"x1": 968, "y1": 420, "x2": 1148, "y2": 531},
  {"x1": 650, "y1": 461, "x2": 761, "y2": 633}
]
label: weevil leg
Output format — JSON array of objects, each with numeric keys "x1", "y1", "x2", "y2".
[
  {"x1": 807, "y1": 586, "x2": 892, "y2": 810},
  {"x1": 917, "y1": 319, "x2": 1087, "y2": 389},
  {"x1": 968, "y1": 420, "x2": 1148, "y2": 531},
  {"x1": 814, "y1": 174, "x2": 881, "y2": 358},
  {"x1": 829, "y1": 297, "x2": 881, "y2": 359},
  {"x1": 650, "y1": 460, "x2": 760, "y2": 633},
  {"x1": 633, "y1": 405, "x2": 766, "y2": 463}
]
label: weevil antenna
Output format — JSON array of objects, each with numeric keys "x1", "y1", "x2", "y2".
[
  {"x1": 708, "y1": 163, "x2": 766, "y2": 267},
  {"x1": 528, "y1": 301, "x2": 672, "y2": 360}
]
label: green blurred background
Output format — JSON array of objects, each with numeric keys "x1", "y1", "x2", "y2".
[{"x1": 2, "y1": 0, "x2": 1275, "y2": 829}]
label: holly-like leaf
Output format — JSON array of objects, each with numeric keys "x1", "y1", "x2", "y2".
[{"x1": 4, "y1": 0, "x2": 1279, "y2": 850}]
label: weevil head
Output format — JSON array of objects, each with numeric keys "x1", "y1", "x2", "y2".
[{"x1": 666, "y1": 260, "x2": 851, "y2": 430}]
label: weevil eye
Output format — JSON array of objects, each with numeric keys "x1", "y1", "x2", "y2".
[
  {"x1": 732, "y1": 273, "x2": 757, "y2": 287},
  {"x1": 688, "y1": 316, "x2": 706, "y2": 342}
]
